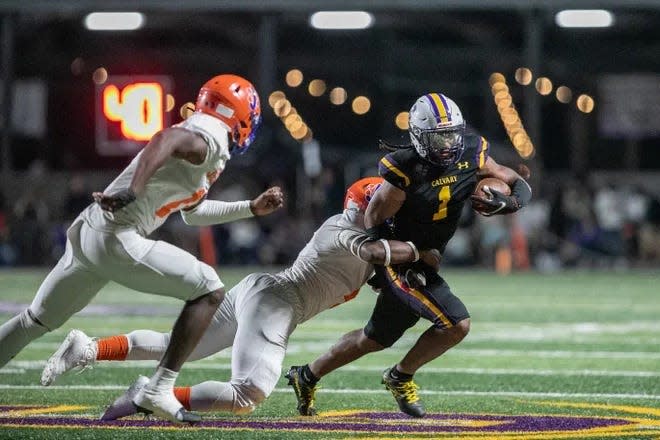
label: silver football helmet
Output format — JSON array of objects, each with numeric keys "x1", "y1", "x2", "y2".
[{"x1": 408, "y1": 93, "x2": 466, "y2": 167}]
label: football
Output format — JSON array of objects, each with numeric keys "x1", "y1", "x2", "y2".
[{"x1": 472, "y1": 177, "x2": 511, "y2": 213}]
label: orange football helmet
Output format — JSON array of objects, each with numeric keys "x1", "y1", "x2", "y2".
[
  {"x1": 195, "y1": 74, "x2": 262, "y2": 153},
  {"x1": 344, "y1": 177, "x2": 384, "y2": 213}
]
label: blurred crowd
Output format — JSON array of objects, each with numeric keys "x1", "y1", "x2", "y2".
[
  {"x1": 2, "y1": 165, "x2": 659, "y2": 271},
  {"x1": 443, "y1": 178, "x2": 660, "y2": 271}
]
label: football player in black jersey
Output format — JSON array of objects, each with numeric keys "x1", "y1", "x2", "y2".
[{"x1": 287, "y1": 92, "x2": 532, "y2": 418}]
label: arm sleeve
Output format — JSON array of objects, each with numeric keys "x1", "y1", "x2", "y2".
[{"x1": 181, "y1": 199, "x2": 253, "y2": 226}]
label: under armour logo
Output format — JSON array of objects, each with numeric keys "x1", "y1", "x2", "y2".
[{"x1": 457, "y1": 161, "x2": 470, "y2": 170}]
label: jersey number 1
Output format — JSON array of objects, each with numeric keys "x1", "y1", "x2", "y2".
[{"x1": 432, "y1": 185, "x2": 451, "y2": 221}]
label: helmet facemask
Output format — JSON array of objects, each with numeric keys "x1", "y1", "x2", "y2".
[{"x1": 411, "y1": 122, "x2": 466, "y2": 167}]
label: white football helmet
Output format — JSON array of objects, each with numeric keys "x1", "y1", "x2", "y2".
[{"x1": 408, "y1": 93, "x2": 466, "y2": 167}]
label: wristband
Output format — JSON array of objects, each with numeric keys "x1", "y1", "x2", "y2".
[
  {"x1": 511, "y1": 178, "x2": 532, "y2": 208},
  {"x1": 406, "y1": 241, "x2": 419, "y2": 262},
  {"x1": 379, "y1": 239, "x2": 391, "y2": 266},
  {"x1": 350, "y1": 235, "x2": 370, "y2": 262}
]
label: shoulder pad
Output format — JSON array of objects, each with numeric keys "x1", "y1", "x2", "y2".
[
  {"x1": 378, "y1": 151, "x2": 413, "y2": 189},
  {"x1": 465, "y1": 135, "x2": 490, "y2": 169}
]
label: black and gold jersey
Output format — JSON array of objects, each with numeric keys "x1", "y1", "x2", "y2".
[{"x1": 377, "y1": 134, "x2": 489, "y2": 253}]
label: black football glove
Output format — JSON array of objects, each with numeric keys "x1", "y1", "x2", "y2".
[
  {"x1": 93, "y1": 189, "x2": 137, "y2": 212},
  {"x1": 403, "y1": 268, "x2": 427, "y2": 289},
  {"x1": 470, "y1": 186, "x2": 520, "y2": 217},
  {"x1": 366, "y1": 267, "x2": 387, "y2": 294}
]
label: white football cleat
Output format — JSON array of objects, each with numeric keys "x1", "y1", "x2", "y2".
[
  {"x1": 132, "y1": 383, "x2": 201, "y2": 424},
  {"x1": 101, "y1": 375, "x2": 150, "y2": 421},
  {"x1": 41, "y1": 329, "x2": 97, "y2": 386}
]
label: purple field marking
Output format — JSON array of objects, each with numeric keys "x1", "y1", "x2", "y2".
[{"x1": 0, "y1": 411, "x2": 635, "y2": 434}]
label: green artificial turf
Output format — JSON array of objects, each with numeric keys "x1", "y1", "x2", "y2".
[{"x1": 0, "y1": 268, "x2": 658, "y2": 439}]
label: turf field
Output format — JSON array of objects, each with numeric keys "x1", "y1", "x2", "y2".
[{"x1": 1, "y1": 268, "x2": 659, "y2": 439}]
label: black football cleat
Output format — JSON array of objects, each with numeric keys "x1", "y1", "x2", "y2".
[
  {"x1": 381, "y1": 366, "x2": 426, "y2": 418},
  {"x1": 285, "y1": 366, "x2": 318, "y2": 416}
]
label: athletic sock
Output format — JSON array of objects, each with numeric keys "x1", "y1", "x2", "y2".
[
  {"x1": 174, "y1": 386, "x2": 192, "y2": 410},
  {"x1": 301, "y1": 364, "x2": 319, "y2": 385},
  {"x1": 147, "y1": 366, "x2": 179, "y2": 392},
  {"x1": 390, "y1": 366, "x2": 413, "y2": 382},
  {"x1": 96, "y1": 335, "x2": 129, "y2": 361}
]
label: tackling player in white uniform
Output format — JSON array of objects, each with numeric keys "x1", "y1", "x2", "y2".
[
  {"x1": 41, "y1": 177, "x2": 438, "y2": 420},
  {"x1": 0, "y1": 74, "x2": 284, "y2": 423}
]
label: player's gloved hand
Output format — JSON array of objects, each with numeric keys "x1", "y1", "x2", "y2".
[
  {"x1": 403, "y1": 268, "x2": 426, "y2": 289},
  {"x1": 92, "y1": 189, "x2": 136, "y2": 212},
  {"x1": 366, "y1": 267, "x2": 387, "y2": 294},
  {"x1": 470, "y1": 186, "x2": 520, "y2": 217},
  {"x1": 250, "y1": 186, "x2": 284, "y2": 216}
]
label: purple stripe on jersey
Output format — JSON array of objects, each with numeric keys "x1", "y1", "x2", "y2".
[{"x1": 472, "y1": 137, "x2": 489, "y2": 168}]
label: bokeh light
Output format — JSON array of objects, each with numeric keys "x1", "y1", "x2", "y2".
[
  {"x1": 268, "y1": 91, "x2": 286, "y2": 108},
  {"x1": 395, "y1": 112, "x2": 409, "y2": 130},
  {"x1": 535, "y1": 77, "x2": 553, "y2": 95},
  {"x1": 179, "y1": 102, "x2": 195, "y2": 120},
  {"x1": 489, "y1": 72, "x2": 506, "y2": 86},
  {"x1": 515, "y1": 67, "x2": 533, "y2": 85},
  {"x1": 274, "y1": 99, "x2": 292, "y2": 117},
  {"x1": 577, "y1": 94, "x2": 595, "y2": 113},
  {"x1": 351, "y1": 96, "x2": 371, "y2": 115},
  {"x1": 70, "y1": 57, "x2": 84, "y2": 76},
  {"x1": 166, "y1": 94, "x2": 175, "y2": 112},
  {"x1": 285, "y1": 69, "x2": 304, "y2": 87},
  {"x1": 308, "y1": 79, "x2": 327, "y2": 97},
  {"x1": 329, "y1": 87, "x2": 347, "y2": 105},
  {"x1": 556, "y1": 86, "x2": 573, "y2": 104},
  {"x1": 92, "y1": 67, "x2": 108, "y2": 85}
]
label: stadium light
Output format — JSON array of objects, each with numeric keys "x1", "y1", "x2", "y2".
[
  {"x1": 310, "y1": 11, "x2": 374, "y2": 30},
  {"x1": 84, "y1": 12, "x2": 145, "y2": 31},
  {"x1": 555, "y1": 10, "x2": 614, "y2": 28}
]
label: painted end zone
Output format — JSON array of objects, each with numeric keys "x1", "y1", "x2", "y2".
[{"x1": 1, "y1": 403, "x2": 659, "y2": 438}]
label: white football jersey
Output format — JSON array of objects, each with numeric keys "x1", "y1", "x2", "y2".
[
  {"x1": 275, "y1": 210, "x2": 374, "y2": 323},
  {"x1": 82, "y1": 113, "x2": 230, "y2": 235}
]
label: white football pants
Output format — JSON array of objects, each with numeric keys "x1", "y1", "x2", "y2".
[
  {"x1": 0, "y1": 217, "x2": 222, "y2": 368},
  {"x1": 124, "y1": 272, "x2": 299, "y2": 414}
]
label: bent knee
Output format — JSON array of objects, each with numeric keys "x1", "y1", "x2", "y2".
[
  {"x1": 450, "y1": 318, "x2": 470, "y2": 341},
  {"x1": 26, "y1": 308, "x2": 56, "y2": 332},
  {"x1": 230, "y1": 382, "x2": 267, "y2": 415},
  {"x1": 357, "y1": 331, "x2": 386, "y2": 352}
]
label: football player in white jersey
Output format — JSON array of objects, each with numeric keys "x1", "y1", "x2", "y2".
[
  {"x1": 41, "y1": 177, "x2": 438, "y2": 420},
  {"x1": 0, "y1": 74, "x2": 284, "y2": 423}
]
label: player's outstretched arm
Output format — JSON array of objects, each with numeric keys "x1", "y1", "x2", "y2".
[
  {"x1": 93, "y1": 128, "x2": 209, "y2": 212},
  {"x1": 352, "y1": 238, "x2": 441, "y2": 271},
  {"x1": 181, "y1": 187, "x2": 284, "y2": 226}
]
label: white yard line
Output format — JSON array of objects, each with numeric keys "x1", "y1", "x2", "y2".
[
  {"x1": 449, "y1": 348, "x2": 660, "y2": 359},
  {"x1": 7, "y1": 360, "x2": 660, "y2": 378},
  {"x1": 0, "y1": 384, "x2": 657, "y2": 400},
  {"x1": 0, "y1": 369, "x2": 25, "y2": 374},
  {"x1": 284, "y1": 344, "x2": 660, "y2": 359}
]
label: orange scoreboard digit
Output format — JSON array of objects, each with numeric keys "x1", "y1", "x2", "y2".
[{"x1": 95, "y1": 75, "x2": 173, "y2": 155}]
